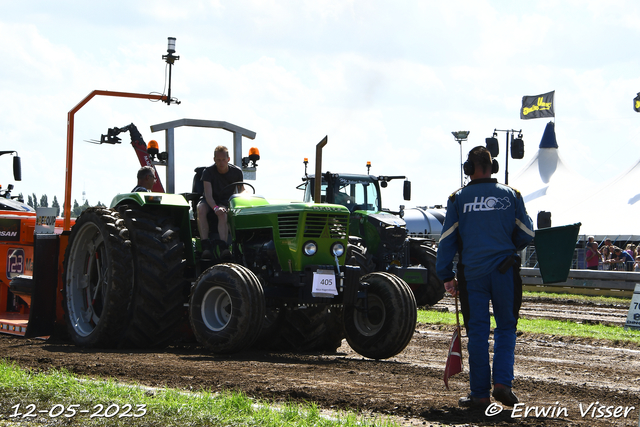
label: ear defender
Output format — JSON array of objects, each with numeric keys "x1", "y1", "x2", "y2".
[
  {"x1": 463, "y1": 158, "x2": 499, "y2": 176},
  {"x1": 491, "y1": 159, "x2": 499, "y2": 174},
  {"x1": 463, "y1": 160, "x2": 475, "y2": 176}
]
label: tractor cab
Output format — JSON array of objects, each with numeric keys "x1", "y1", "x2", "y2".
[
  {"x1": 299, "y1": 159, "x2": 410, "y2": 215},
  {"x1": 302, "y1": 173, "x2": 381, "y2": 213}
]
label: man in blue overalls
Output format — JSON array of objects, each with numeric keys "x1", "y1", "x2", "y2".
[{"x1": 436, "y1": 146, "x2": 534, "y2": 409}]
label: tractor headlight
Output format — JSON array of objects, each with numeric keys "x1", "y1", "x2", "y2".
[
  {"x1": 331, "y1": 242, "x2": 345, "y2": 257},
  {"x1": 303, "y1": 241, "x2": 318, "y2": 256},
  {"x1": 144, "y1": 195, "x2": 162, "y2": 203}
]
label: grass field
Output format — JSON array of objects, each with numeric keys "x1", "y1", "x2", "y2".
[
  {"x1": 419, "y1": 290, "x2": 639, "y2": 345},
  {"x1": 0, "y1": 359, "x2": 398, "y2": 427}
]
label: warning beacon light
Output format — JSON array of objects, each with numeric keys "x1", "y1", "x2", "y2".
[
  {"x1": 147, "y1": 140, "x2": 159, "y2": 160},
  {"x1": 242, "y1": 147, "x2": 260, "y2": 168},
  {"x1": 249, "y1": 147, "x2": 260, "y2": 165},
  {"x1": 303, "y1": 157, "x2": 309, "y2": 177},
  {"x1": 167, "y1": 37, "x2": 176, "y2": 54}
]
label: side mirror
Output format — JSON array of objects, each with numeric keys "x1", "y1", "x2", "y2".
[
  {"x1": 13, "y1": 156, "x2": 21, "y2": 181},
  {"x1": 403, "y1": 180, "x2": 411, "y2": 201}
]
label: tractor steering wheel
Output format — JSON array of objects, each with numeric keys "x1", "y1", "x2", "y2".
[{"x1": 223, "y1": 181, "x2": 255, "y2": 195}]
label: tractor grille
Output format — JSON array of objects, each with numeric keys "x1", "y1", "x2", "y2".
[
  {"x1": 304, "y1": 213, "x2": 348, "y2": 239},
  {"x1": 277, "y1": 213, "x2": 300, "y2": 238},
  {"x1": 380, "y1": 224, "x2": 407, "y2": 252}
]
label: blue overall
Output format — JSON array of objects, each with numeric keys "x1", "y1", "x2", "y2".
[{"x1": 436, "y1": 178, "x2": 534, "y2": 398}]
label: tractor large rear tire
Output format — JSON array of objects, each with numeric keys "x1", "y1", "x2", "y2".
[
  {"x1": 409, "y1": 242, "x2": 445, "y2": 307},
  {"x1": 189, "y1": 263, "x2": 265, "y2": 354},
  {"x1": 62, "y1": 207, "x2": 134, "y2": 347},
  {"x1": 343, "y1": 272, "x2": 417, "y2": 359},
  {"x1": 118, "y1": 207, "x2": 186, "y2": 348},
  {"x1": 269, "y1": 306, "x2": 344, "y2": 352}
]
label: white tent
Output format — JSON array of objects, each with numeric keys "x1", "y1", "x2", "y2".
[
  {"x1": 569, "y1": 158, "x2": 640, "y2": 239},
  {"x1": 511, "y1": 122, "x2": 590, "y2": 228},
  {"x1": 512, "y1": 146, "x2": 590, "y2": 228},
  {"x1": 510, "y1": 122, "x2": 640, "y2": 242}
]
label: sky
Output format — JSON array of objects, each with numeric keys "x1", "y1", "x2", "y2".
[{"x1": 2, "y1": 0, "x2": 640, "y2": 215}]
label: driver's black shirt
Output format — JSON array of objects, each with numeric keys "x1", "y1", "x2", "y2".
[{"x1": 201, "y1": 163, "x2": 244, "y2": 207}]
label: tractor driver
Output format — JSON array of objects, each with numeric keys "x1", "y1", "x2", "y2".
[
  {"x1": 198, "y1": 145, "x2": 244, "y2": 259},
  {"x1": 334, "y1": 187, "x2": 354, "y2": 210},
  {"x1": 132, "y1": 166, "x2": 156, "y2": 192}
]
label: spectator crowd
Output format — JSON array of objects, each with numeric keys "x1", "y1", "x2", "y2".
[{"x1": 585, "y1": 237, "x2": 640, "y2": 271}]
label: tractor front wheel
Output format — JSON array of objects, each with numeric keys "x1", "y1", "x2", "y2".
[
  {"x1": 343, "y1": 272, "x2": 416, "y2": 359},
  {"x1": 189, "y1": 263, "x2": 264, "y2": 353}
]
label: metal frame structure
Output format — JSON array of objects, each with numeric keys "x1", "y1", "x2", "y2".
[
  {"x1": 149, "y1": 119, "x2": 256, "y2": 194},
  {"x1": 63, "y1": 90, "x2": 167, "y2": 230}
]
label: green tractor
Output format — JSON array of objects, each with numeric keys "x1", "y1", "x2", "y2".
[
  {"x1": 62, "y1": 122, "x2": 416, "y2": 360},
  {"x1": 298, "y1": 161, "x2": 445, "y2": 307}
]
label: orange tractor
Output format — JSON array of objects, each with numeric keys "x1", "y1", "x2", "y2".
[
  {"x1": 0, "y1": 151, "x2": 69, "y2": 335},
  {"x1": 0, "y1": 90, "x2": 168, "y2": 339}
]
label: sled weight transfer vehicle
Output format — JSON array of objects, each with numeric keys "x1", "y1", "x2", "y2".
[
  {"x1": 0, "y1": 151, "x2": 71, "y2": 335},
  {"x1": 9, "y1": 90, "x2": 417, "y2": 360},
  {"x1": 298, "y1": 161, "x2": 446, "y2": 307}
]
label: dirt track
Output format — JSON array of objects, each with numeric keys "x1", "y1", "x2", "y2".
[{"x1": 1, "y1": 295, "x2": 639, "y2": 426}]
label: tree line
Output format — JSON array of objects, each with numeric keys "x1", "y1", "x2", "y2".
[{"x1": 22, "y1": 193, "x2": 105, "y2": 218}]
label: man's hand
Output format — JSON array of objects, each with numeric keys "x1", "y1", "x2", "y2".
[
  {"x1": 444, "y1": 278, "x2": 459, "y2": 297},
  {"x1": 213, "y1": 205, "x2": 228, "y2": 216}
]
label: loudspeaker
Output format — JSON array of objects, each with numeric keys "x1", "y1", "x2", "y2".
[
  {"x1": 537, "y1": 211, "x2": 552, "y2": 229},
  {"x1": 511, "y1": 138, "x2": 525, "y2": 159},
  {"x1": 485, "y1": 137, "x2": 499, "y2": 157}
]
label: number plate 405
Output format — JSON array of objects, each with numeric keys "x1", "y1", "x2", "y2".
[{"x1": 312, "y1": 270, "x2": 338, "y2": 297}]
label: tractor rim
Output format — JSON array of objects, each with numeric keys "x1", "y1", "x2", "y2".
[
  {"x1": 201, "y1": 286, "x2": 232, "y2": 331},
  {"x1": 67, "y1": 221, "x2": 108, "y2": 337},
  {"x1": 353, "y1": 294, "x2": 386, "y2": 336}
]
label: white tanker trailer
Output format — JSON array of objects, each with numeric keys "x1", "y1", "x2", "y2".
[{"x1": 402, "y1": 205, "x2": 447, "y2": 241}]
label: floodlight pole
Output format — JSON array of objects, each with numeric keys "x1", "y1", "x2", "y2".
[
  {"x1": 452, "y1": 131, "x2": 470, "y2": 187},
  {"x1": 459, "y1": 140, "x2": 463, "y2": 186}
]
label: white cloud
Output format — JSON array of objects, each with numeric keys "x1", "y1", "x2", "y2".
[{"x1": 2, "y1": 0, "x2": 640, "y2": 218}]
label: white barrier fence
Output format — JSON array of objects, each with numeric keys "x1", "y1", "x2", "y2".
[{"x1": 520, "y1": 267, "x2": 640, "y2": 297}]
